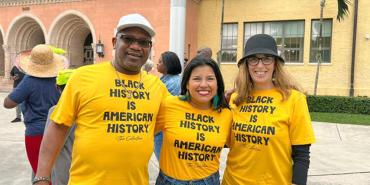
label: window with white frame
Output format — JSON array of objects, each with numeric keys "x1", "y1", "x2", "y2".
[
  {"x1": 244, "y1": 21, "x2": 305, "y2": 63},
  {"x1": 220, "y1": 23, "x2": 238, "y2": 63},
  {"x1": 310, "y1": 19, "x2": 332, "y2": 63}
]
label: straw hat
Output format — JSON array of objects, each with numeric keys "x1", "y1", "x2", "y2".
[{"x1": 20, "y1": 44, "x2": 64, "y2": 78}]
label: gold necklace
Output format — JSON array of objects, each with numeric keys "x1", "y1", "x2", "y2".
[{"x1": 111, "y1": 62, "x2": 142, "y2": 99}]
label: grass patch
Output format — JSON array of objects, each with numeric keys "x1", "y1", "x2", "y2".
[{"x1": 310, "y1": 112, "x2": 370, "y2": 126}]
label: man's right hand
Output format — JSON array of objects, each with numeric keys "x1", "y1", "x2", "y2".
[
  {"x1": 11, "y1": 75, "x2": 19, "y2": 81},
  {"x1": 35, "y1": 121, "x2": 70, "y2": 185}
]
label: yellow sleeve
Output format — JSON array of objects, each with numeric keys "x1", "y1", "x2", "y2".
[
  {"x1": 289, "y1": 93, "x2": 316, "y2": 145},
  {"x1": 154, "y1": 95, "x2": 170, "y2": 134},
  {"x1": 50, "y1": 70, "x2": 80, "y2": 126},
  {"x1": 229, "y1": 92, "x2": 238, "y2": 108},
  {"x1": 225, "y1": 109, "x2": 233, "y2": 147},
  {"x1": 154, "y1": 88, "x2": 170, "y2": 134},
  {"x1": 225, "y1": 93, "x2": 237, "y2": 147}
]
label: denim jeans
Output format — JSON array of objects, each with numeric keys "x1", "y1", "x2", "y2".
[
  {"x1": 154, "y1": 132, "x2": 163, "y2": 160},
  {"x1": 155, "y1": 170, "x2": 220, "y2": 185},
  {"x1": 16, "y1": 104, "x2": 22, "y2": 118}
]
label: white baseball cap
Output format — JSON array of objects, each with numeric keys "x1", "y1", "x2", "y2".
[{"x1": 115, "y1": 13, "x2": 155, "y2": 37}]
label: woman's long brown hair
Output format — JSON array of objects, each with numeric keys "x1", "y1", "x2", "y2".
[{"x1": 233, "y1": 59, "x2": 303, "y2": 106}]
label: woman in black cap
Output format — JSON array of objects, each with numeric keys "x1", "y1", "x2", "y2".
[{"x1": 222, "y1": 34, "x2": 316, "y2": 185}]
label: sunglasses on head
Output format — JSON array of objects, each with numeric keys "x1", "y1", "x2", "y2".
[{"x1": 116, "y1": 33, "x2": 152, "y2": 48}]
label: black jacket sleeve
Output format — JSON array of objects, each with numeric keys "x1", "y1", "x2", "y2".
[
  {"x1": 292, "y1": 144, "x2": 311, "y2": 185},
  {"x1": 10, "y1": 66, "x2": 15, "y2": 77}
]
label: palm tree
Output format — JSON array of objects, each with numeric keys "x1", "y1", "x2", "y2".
[
  {"x1": 336, "y1": 0, "x2": 350, "y2": 21},
  {"x1": 313, "y1": 0, "x2": 350, "y2": 95}
]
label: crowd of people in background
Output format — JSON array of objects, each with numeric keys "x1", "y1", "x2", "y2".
[{"x1": 3, "y1": 13, "x2": 315, "y2": 185}]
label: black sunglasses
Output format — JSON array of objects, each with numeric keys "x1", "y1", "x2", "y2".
[{"x1": 116, "y1": 33, "x2": 152, "y2": 48}]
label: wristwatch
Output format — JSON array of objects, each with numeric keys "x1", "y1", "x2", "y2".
[{"x1": 32, "y1": 176, "x2": 51, "y2": 184}]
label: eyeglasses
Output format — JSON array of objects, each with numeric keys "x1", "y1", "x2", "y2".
[
  {"x1": 116, "y1": 33, "x2": 152, "y2": 48},
  {"x1": 246, "y1": 55, "x2": 275, "y2": 66}
]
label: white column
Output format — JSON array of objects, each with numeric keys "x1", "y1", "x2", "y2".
[
  {"x1": 2, "y1": 44, "x2": 10, "y2": 79},
  {"x1": 169, "y1": 0, "x2": 186, "y2": 70}
]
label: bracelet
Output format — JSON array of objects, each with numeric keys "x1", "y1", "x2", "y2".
[{"x1": 32, "y1": 176, "x2": 51, "y2": 184}]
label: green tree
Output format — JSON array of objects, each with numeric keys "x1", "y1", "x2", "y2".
[{"x1": 336, "y1": 0, "x2": 350, "y2": 21}]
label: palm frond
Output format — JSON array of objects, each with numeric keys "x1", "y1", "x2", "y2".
[{"x1": 337, "y1": 0, "x2": 350, "y2": 21}]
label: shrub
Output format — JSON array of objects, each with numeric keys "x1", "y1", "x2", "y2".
[{"x1": 307, "y1": 95, "x2": 370, "y2": 114}]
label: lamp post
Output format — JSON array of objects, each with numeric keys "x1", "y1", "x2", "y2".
[{"x1": 96, "y1": 39, "x2": 104, "y2": 58}]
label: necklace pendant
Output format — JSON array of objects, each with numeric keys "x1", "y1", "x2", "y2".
[{"x1": 127, "y1": 93, "x2": 132, "y2": 99}]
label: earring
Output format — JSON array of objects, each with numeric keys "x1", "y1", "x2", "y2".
[
  {"x1": 180, "y1": 90, "x2": 191, "y2": 101},
  {"x1": 185, "y1": 90, "x2": 190, "y2": 100},
  {"x1": 212, "y1": 95, "x2": 220, "y2": 109}
]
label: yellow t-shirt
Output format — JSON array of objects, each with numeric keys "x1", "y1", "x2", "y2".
[
  {"x1": 156, "y1": 96, "x2": 232, "y2": 180},
  {"x1": 51, "y1": 62, "x2": 168, "y2": 185},
  {"x1": 222, "y1": 88, "x2": 315, "y2": 185}
]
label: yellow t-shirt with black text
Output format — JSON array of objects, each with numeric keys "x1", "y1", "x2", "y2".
[
  {"x1": 51, "y1": 62, "x2": 168, "y2": 185},
  {"x1": 156, "y1": 95, "x2": 232, "y2": 180},
  {"x1": 222, "y1": 88, "x2": 315, "y2": 185}
]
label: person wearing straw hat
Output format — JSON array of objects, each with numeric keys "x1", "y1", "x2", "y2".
[
  {"x1": 44, "y1": 69, "x2": 76, "y2": 185},
  {"x1": 222, "y1": 34, "x2": 315, "y2": 185},
  {"x1": 3, "y1": 44, "x2": 65, "y2": 179},
  {"x1": 35, "y1": 13, "x2": 168, "y2": 185}
]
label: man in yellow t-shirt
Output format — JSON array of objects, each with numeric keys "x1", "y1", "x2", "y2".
[{"x1": 34, "y1": 14, "x2": 168, "y2": 185}]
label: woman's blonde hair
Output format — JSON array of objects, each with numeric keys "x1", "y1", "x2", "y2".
[{"x1": 233, "y1": 58, "x2": 303, "y2": 106}]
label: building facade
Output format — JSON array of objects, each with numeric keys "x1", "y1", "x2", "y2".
[
  {"x1": 1, "y1": 0, "x2": 369, "y2": 96},
  {"x1": 198, "y1": 0, "x2": 370, "y2": 96},
  {"x1": 0, "y1": 0, "x2": 199, "y2": 80}
]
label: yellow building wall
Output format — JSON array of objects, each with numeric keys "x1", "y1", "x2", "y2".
[
  {"x1": 355, "y1": 0, "x2": 370, "y2": 96},
  {"x1": 197, "y1": 0, "x2": 369, "y2": 96}
]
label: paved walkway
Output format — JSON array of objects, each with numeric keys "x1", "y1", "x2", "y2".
[{"x1": 1, "y1": 92, "x2": 369, "y2": 185}]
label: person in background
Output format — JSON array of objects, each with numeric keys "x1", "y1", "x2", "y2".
[
  {"x1": 222, "y1": 34, "x2": 316, "y2": 185},
  {"x1": 154, "y1": 51, "x2": 182, "y2": 160},
  {"x1": 9, "y1": 65, "x2": 25, "y2": 123},
  {"x1": 34, "y1": 13, "x2": 168, "y2": 185},
  {"x1": 197, "y1": 47, "x2": 212, "y2": 59},
  {"x1": 183, "y1": 57, "x2": 189, "y2": 68},
  {"x1": 3, "y1": 44, "x2": 64, "y2": 180},
  {"x1": 142, "y1": 59, "x2": 154, "y2": 73},
  {"x1": 44, "y1": 69, "x2": 76, "y2": 185},
  {"x1": 155, "y1": 56, "x2": 232, "y2": 185}
]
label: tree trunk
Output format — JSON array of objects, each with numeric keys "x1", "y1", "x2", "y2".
[{"x1": 313, "y1": 0, "x2": 325, "y2": 95}]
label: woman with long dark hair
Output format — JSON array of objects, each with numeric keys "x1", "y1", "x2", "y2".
[{"x1": 155, "y1": 56, "x2": 232, "y2": 185}]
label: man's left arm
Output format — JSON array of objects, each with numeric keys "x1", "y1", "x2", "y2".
[
  {"x1": 3, "y1": 96, "x2": 18, "y2": 109},
  {"x1": 4, "y1": 77, "x2": 30, "y2": 109}
]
